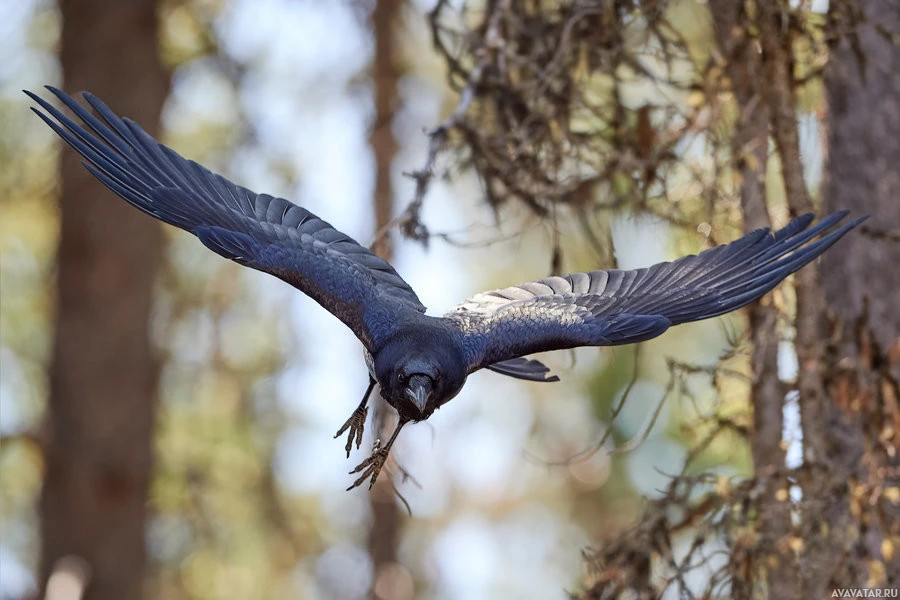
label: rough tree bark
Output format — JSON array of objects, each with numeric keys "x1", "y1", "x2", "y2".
[
  {"x1": 709, "y1": 2, "x2": 801, "y2": 596},
  {"x1": 39, "y1": 1, "x2": 169, "y2": 599},
  {"x1": 757, "y1": 0, "x2": 836, "y2": 492},
  {"x1": 814, "y1": 0, "x2": 900, "y2": 593},
  {"x1": 717, "y1": 0, "x2": 900, "y2": 594},
  {"x1": 367, "y1": 0, "x2": 404, "y2": 598}
]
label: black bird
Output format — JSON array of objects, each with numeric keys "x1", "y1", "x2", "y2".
[{"x1": 27, "y1": 87, "x2": 865, "y2": 490}]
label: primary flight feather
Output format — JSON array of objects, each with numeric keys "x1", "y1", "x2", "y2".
[{"x1": 28, "y1": 87, "x2": 865, "y2": 490}]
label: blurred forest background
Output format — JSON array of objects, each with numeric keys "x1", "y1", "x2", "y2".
[{"x1": 0, "y1": 0, "x2": 898, "y2": 599}]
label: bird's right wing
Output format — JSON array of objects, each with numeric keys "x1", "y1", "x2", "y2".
[
  {"x1": 28, "y1": 87, "x2": 425, "y2": 351},
  {"x1": 445, "y1": 212, "x2": 864, "y2": 374}
]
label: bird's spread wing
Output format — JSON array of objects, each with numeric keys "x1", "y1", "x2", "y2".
[
  {"x1": 445, "y1": 211, "x2": 865, "y2": 373},
  {"x1": 28, "y1": 87, "x2": 425, "y2": 351}
]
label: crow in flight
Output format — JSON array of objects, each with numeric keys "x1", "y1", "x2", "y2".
[{"x1": 28, "y1": 87, "x2": 865, "y2": 490}]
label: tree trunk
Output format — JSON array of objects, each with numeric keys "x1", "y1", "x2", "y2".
[
  {"x1": 709, "y1": 2, "x2": 801, "y2": 596},
  {"x1": 39, "y1": 1, "x2": 169, "y2": 599},
  {"x1": 813, "y1": 0, "x2": 900, "y2": 592},
  {"x1": 367, "y1": 1, "x2": 404, "y2": 598}
]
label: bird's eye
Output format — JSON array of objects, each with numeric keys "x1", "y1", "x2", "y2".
[{"x1": 397, "y1": 373, "x2": 407, "y2": 384}]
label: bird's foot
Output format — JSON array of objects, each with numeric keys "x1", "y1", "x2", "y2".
[
  {"x1": 347, "y1": 442, "x2": 390, "y2": 491},
  {"x1": 334, "y1": 403, "x2": 368, "y2": 459},
  {"x1": 346, "y1": 417, "x2": 407, "y2": 492}
]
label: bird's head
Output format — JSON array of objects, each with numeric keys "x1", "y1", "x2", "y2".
[{"x1": 373, "y1": 339, "x2": 466, "y2": 422}]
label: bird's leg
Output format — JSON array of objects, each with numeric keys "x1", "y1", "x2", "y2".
[
  {"x1": 347, "y1": 418, "x2": 408, "y2": 491},
  {"x1": 334, "y1": 376, "x2": 376, "y2": 458}
]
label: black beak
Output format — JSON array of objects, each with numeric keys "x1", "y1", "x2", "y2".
[{"x1": 405, "y1": 375, "x2": 433, "y2": 415}]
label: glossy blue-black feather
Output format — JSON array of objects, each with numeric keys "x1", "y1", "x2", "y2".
[
  {"x1": 27, "y1": 87, "x2": 863, "y2": 386},
  {"x1": 28, "y1": 86, "x2": 425, "y2": 351}
]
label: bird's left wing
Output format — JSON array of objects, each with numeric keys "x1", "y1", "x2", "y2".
[
  {"x1": 445, "y1": 212, "x2": 864, "y2": 374},
  {"x1": 27, "y1": 87, "x2": 425, "y2": 351}
]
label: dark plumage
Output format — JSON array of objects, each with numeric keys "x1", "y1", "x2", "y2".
[{"x1": 28, "y1": 87, "x2": 866, "y2": 490}]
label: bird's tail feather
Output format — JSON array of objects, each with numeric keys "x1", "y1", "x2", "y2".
[{"x1": 486, "y1": 357, "x2": 560, "y2": 382}]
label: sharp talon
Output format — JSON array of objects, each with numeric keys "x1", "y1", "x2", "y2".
[
  {"x1": 346, "y1": 448, "x2": 388, "y2": 490},
  {"x1": 335, "y1": 381, "x2": 373, "y2": 458},
  {"x1": 336, "y1": 378, "x2": 375, "y2": 458},
  {"x1": 345, "y1": 419, "x2": 408, "y2": 492},
  {"x1": 335, "y1": 409, "x2": 363, "y2": 458}
]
